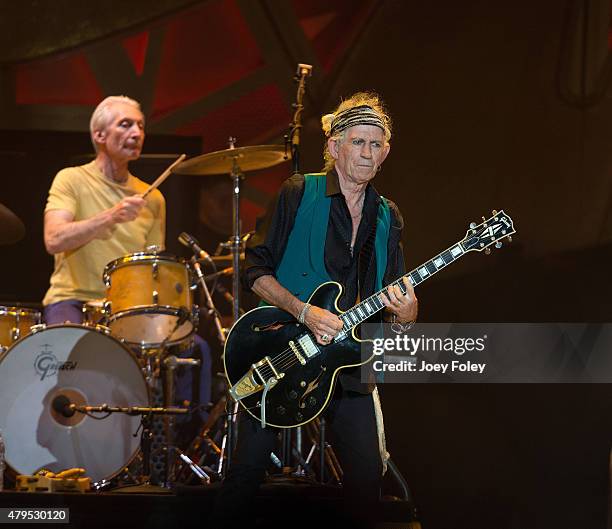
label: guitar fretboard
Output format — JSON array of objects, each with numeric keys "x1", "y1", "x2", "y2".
[{"x1": 339, "y1": 242, "x2": 467, "y2": 332}]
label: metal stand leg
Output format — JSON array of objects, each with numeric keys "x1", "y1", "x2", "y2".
[{"x1": 319, "y1": 418, "x2": 326, "y2": 483}]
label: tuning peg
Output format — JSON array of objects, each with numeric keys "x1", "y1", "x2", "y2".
[
  {"x1": 495, "y1": 241, "x2": 502, "y2": 249},
  {"x1": 507, "y1": 236, "x2": 512, "y2": 243},
  {"x1": 469, "y1": 222, "x2": 477, "y2": 229},
  {"x1": 484, "y1": 247, "x2": 491, "y2": 255}
]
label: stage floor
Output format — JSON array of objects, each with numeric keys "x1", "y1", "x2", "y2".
[{"x1": 0, "y1": 481, "x2": 418, "y2": 528}]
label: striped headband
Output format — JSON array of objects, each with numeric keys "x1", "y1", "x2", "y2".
[{"x1": 329, "y1": 105, "x2": 385, "y2": 136}]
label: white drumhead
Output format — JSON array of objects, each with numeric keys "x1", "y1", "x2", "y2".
[
  {"x1": 109, "y1": 310, "x2": 193, "y2": 347},
  {"x1": 0, "y1": 324, "x2": 148, "y2": 483}
]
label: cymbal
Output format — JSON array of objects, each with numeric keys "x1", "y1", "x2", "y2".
[
  {"x1": 0, "y1": 202, "x2": 25, "y2": 245},
  {"x1": 173, "y1": 145, "x2": 290, "y2": 175}
]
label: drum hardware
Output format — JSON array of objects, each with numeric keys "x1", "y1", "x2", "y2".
[
  {"x1": 82, "y1": 300, "x2": 107, "y2": 327},
  {"x1": 206, "y1": 254, "x2": 245, "y2": 267},
  {"x1": 203, "y1": 267, "x2": 233, "y2": 282},
  {"x1": 175, "y1": 448, "x2": 212, "y2": 484},
  {"x1": 174, "y1": 395, "x2": 227, "y2": 484},
  {"x1": 162, "y1": 352, "x2": 200, "y2": 485}
]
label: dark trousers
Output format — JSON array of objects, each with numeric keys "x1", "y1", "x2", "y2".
[
  {"x1": 43, "y1": 300, "x2": 212, "y2": 421},
  {"x1": 212, "y1": 386, "x2": 383, "y2": 528}
]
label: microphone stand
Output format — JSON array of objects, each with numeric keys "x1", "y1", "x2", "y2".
[
  {"x1": 280, "y1": 63, "x2": 313, "y2": 470},
  {"x1": 192, "y1": 252, "x2": 235, "y2": 477},
  {"x1": 191, "y1": 256, "x2": 226, "y2": 345},
  {"x1": 286, "y1": 63, "x2": 313, "y2": 174},
  {"x1": 69, "y1": 404, "x2": 188, "y2": 491}
]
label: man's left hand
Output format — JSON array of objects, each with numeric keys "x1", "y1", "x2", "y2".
[{"x1": 381, "y1": 276, "x2": 418, "y2": 323}]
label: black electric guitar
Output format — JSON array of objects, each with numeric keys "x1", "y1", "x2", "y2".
[{"x1": 224, "y1": 210, "x2": 515, "y2": 428}]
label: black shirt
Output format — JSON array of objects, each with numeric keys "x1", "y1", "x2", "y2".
[{"x1": 243, "y1": 170, "x2": 407, "y2": 392}]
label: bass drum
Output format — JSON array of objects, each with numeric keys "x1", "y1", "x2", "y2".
[{"x1": 0, "y1": 324, "x2": 149, "y2": 484}]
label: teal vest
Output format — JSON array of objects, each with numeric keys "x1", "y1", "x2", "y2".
[{"x1": 275, "y1": 173, "x2": 391, "y2": 302}]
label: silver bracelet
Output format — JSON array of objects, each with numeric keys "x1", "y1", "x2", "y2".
[
  {"x1": 298, "y1": 303, "x2": 311, "y2": 324},
  {"x1": 390, "y1": 314, "x2": 416, "y2": 334}
]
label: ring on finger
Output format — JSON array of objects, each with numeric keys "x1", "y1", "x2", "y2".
[{"x1": 321, "y1": 334, "x2": 330, "y2": 342}]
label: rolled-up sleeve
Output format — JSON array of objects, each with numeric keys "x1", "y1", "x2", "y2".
[{"x1": 243, "y1": 174, "x2": 305, "y2": 291}]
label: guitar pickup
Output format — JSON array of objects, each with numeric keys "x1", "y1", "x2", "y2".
[{"x1": 229, "y1": 356, "x2": 284, "y2": 401}]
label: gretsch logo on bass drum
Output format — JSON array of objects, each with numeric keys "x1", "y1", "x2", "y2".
[{"x1": 34, "y1": 345, "x2": 77, "y2": 381}]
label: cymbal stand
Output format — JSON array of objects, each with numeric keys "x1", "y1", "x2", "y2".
[
  {"x1": 174, "y1": 396, "x2": 227, "y2": 484},
  {"x1": 228, "y1": 137, "x2": 243, "y2": 323},
  {"x1": 222, "y1": 137, "x2": 245, "y2": 474},
  {"x1": 303, "y1": 418, "x2": 342, "y2": 485}
]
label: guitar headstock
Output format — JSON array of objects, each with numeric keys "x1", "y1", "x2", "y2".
[{"x1": 461, "y1": 210, "x2": 516, "y2": 254}]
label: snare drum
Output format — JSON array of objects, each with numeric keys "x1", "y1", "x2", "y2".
[
  {"x1": 0, "y1": 324, "x2": 149, "y2": 484},
  {"x1": 0, "y1": 306, "x2": 41, "y2": 348},
  {"x1": 103, "y1": 252, "x2": 197, "y2": 348}
]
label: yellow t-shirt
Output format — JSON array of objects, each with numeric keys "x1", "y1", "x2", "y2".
[{"x1": 43, "y1": 161, "x2": 166, "y2": 305}]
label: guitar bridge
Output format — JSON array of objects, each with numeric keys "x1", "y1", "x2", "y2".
[{"x1": 229, "y1": 356, "x2": 283, "y2": 401}]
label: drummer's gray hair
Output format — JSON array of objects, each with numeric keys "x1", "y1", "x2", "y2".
[{"x1": 90, "y1": 96, "x2": 142, "y2": 152}]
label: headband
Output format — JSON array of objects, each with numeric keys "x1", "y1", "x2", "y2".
[{"x1": 329, "y1": 105, "x2": 385, "y2": 136}]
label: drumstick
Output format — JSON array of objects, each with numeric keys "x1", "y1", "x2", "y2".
[{"x1": 141, "y1": 154, "x2": 186, "y2": 198}]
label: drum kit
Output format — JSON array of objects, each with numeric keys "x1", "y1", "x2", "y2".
[{"x1": 0, "y1": 143, "x2": 289, "y2": 489}]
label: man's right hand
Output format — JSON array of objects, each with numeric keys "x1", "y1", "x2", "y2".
[
  {"x1": 109, "y1": 195, "x2": 146, "y2": 224},
  {"x1": 303, "y1": 305, "x2": 344, "y2": 346}
]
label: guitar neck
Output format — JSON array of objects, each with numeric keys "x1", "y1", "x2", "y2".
[{"x1": 339, "y1": 240, "x2": 468, "y2": 331}]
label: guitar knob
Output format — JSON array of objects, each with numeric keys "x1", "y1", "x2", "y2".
[
  {"x1": 289, "y1": 390, "x2": 298, "y2": 400},
  {"x1": 484, "y1": 247, "x2": 492, "y2": 255},
  {"x1": 308, "y1": 396, "x2": 317, "y2": 407},
  {"x1": 295, "y1": 412, "x2": 303, "y2": 422},
  {"x1": 492, "y1": 209, "x2": 498, "y2": 215},
  {"x1": 469, "y1": 222, "x2": 477, "y2": 229},
  {"x1": 507, "y1": 236, "x2": 513, "y2": 243},
  {"x1": 495, "y1": 241, "x2": 502, "y2": 249},
  {"x1": 276, "y1": 405, "x2": 286, "y2": 415}
]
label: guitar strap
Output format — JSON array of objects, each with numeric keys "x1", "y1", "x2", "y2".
[
  {"x1": 358, "y1": 196, "x2": 390, "y2": 302},
  {"x1": 357, "y1": 217, "x2": 378, "y2": 303}
]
